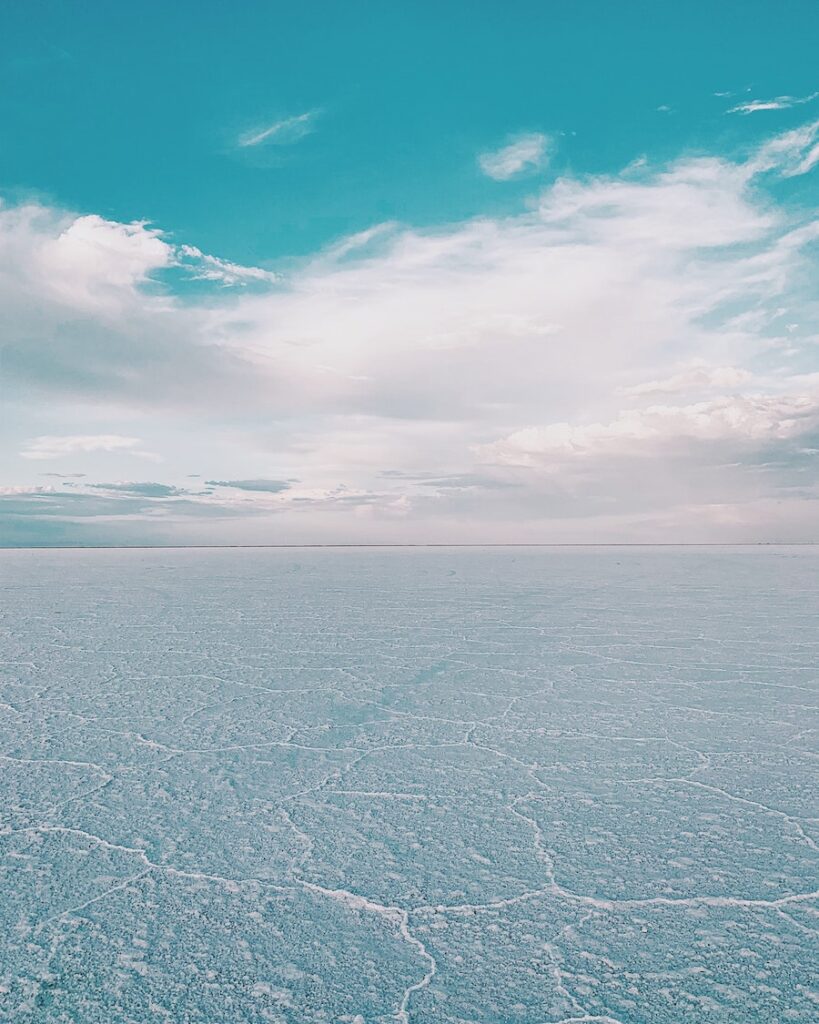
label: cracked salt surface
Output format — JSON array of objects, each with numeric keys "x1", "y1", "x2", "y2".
[{"x1": 1, "y1": 546, "x2": 817, "y2": 1023}]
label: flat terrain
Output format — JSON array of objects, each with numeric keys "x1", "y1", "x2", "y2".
[{"x1": 1, "y1": 547, "x2": 817, "y2": 1023}]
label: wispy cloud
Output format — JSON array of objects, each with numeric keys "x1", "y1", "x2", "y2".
[
  {"x1": 788, "y1": 141, "x2": 819, "y2": 176},
  {"x1": 749, "y1": 118, "x2": 819, "y2": 176},
  {"x1": 205, "y1": 479, "x2": 291, "y2": 493},
  {"x1": 20, "y1": 435, "x2": 160, "y2": 461},
  {"x1": 478, "y1": 394, "x2": 819, "y2": 465},
  {"x1": 728, "y1": 92, "x2": 818, "y2": 114},
  {"x1": 479, "y1": 132, "x2": 550, "y2": 180},
  {"x1": 176, "y1": 245, "x2": 278, "y2": 286},
  {"x1": 622, "y1": 363, "x2": 753, "y2": 398},
  {"x1": 238, "y1": 110, "x2": 318, "y2": 148},
  {"x1": 90, "y1": 481, "x2": 185, "y2": 497}
]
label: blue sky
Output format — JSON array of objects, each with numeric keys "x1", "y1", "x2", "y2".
[{"x1": 2, "y1": 1, "x2": 819, "y2": 544}]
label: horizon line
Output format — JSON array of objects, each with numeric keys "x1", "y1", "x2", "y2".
[{"x1": 2, "y1": 542, "x2": 817, "y2": 551}]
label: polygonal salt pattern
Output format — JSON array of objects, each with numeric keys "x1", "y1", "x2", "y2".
[{"x1": 1, "y1": 547, "x2": 817, "y2": 1023}]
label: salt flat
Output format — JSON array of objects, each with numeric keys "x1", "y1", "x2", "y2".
[{"x1": 1, "y1": 547, "x2": 817, "y2": 1023}]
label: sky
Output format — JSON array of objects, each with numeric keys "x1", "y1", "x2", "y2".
[{"x1": 2, "y1": 0, "x2": 819, "y2": 545}]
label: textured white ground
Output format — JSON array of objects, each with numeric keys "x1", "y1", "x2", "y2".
[{"x1": 1, "y1": 547, "x2": 817, "y2": 1023}]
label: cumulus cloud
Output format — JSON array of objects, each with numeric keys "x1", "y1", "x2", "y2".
[
  {"x1": 32, "y1": 213, "x2": 172, "y2": 310},
  {"x1": 0, "y1": 204, "x2": 276, "y2": 308},
  {"x1": 0, "y1": 203, "x2": 277, "y2": 411},
  {"x1": 479, "y1": 132, "x2": 550, "y2": 180}
]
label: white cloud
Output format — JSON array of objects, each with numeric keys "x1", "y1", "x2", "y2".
[
  {"x1": 478, "y1": 394, "x2": 819, "y2": 465},
  {"x1": 479, "y1": 132, "x2": 550, "y2": 180},
  {"x1": 749, "y1": 119, "x2": 819, "y2": 176},
  {"x1": 4, "y1": 120, "x2": 819, "y2": 540},
  {"x1": 790, "y1": 141, "x2": 819, "y2": 176},
  {"x1": 622, "y1": 363, "x2": 753, "y2": 397},
  {"x1": 0, "y1": 206, "x2": 273, "y2": 313},
  {"x1": 36, "y1": 213, "x2": 172, "y2": 309},
  {"x1": 728, "y1": 92, "x2": 819, "y2": 115},
  {"x1": 20, "y1": 435, "x2": 160, "y2": 461},
  {"x1": 238, "y1": 110, "x2": 318, "y2": 148},
  {"x1": 176, "y1": 244, "x2": 277, "y2": 286}
]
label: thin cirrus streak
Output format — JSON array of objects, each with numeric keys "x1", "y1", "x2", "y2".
[
  {"x1": 727, "y1": 91, "x2": 819, "y2": 114},
  {"x1": 237, "y1": 110, "x2": 318, "y2": 148}
]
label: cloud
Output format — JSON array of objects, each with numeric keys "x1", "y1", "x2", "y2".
[
  {"x1": 728, "y1": 92, "x2": 819, "y2": 115},
  {"x1": 7, "y1": 119, "x2": 819, "y2": 419},
  {"x1": 20, "y1": 435, "x2": 160, "y2": 461},
  {"x1": 477, "y1": 393, "x2": 819, "y2": 464},
  {"x1": 205, "y1": 479, "x2": 291, "y2": 493},
  {"x1": 479, "y1": 132, "x2": 550, "y2": 180},
  {"x1": 238, "y1": 111, "x2": 318, "y2": 148},
  {"x1": 789, "y1": 142, "x2": 819, "y2": 177},
  {"x1": 750, "y1": 119, "x2": 819, "y2": 177},
  {"x1": 35, "y1": 213, "x2": 172, "y2": 309},
  {"x1": 4, "y1": 120, "x2": 819, "y2": 541},
  {"x1": 410, "y1": 472, "x2": 520, "y2": 491},
  {"x1": 0, "y1": 202, "x2": 275, "y2": 410},
  {"x1": 0, "y1": 485, "x2": 269, "y2": 550},
  {"x1": 175, "y1": 245, "x2": 278, "y2": 286},
  {"x1": 622, "y1": 363, "x2": 753, "y2": 397},
  {"x1": 90, "y1": 481, "x2": 185, "y2": 497},
  {"x1": 0, "y1": 204, "x2": 275, "y2": 308}
]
